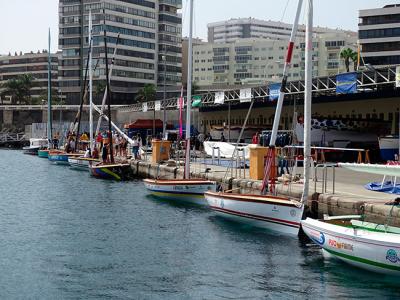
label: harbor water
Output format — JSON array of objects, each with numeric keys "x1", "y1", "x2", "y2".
[{"x1": 1, "y1": 149, "x2": 399, "y2": 299}]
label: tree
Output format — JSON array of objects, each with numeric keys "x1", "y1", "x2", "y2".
[
  {"x1": 135, "y1": 84, "x2": 156, "y2": 103},
  {"x1": 340, "y1": 48, "x2": 357, "y2": 73},
  {"x1": 350, "y1": 51, "x2": 358, "y2": 71},
  {"x1": 191, "y1": 81, "x2": 200, "y2": 96},
  {"x1": 1, "y1": 74, "x2": 34, "y2": 104},
  {"x1": 94, "y1": 81, "x2": 106, "y2": 101}
]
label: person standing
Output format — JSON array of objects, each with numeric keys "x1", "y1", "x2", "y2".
[
  {"x1": 252, "y1": 131, "x2": 260, "y2": 145},
  {"x1": 132, "y1": 135, "x2": 139, "y2": 160}
]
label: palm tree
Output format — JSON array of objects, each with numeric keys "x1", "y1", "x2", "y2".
[
  {"x1": 1, "y1": 74, "x2": 34, "y2": 104},
  {"x1": 340, "y1": 48, "x2": 357, "y2": 73},
  {"x1": 135, "y1": 84, "x2": 156, "y2": 103},
  {"x1": 350, "y1": 51, "x2": 358, "y2": 71},
  {"x1": 94, "y1": 81, "x2": 106, "y2": 102}
]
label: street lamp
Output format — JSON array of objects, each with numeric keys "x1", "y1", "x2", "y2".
[{"x1": 162, "y1": 55, "x2": 167, "y2": 139}]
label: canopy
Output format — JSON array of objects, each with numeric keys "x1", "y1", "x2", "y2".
[{"x1": 124, "y1": 119, "x2": 173, "y2": 130}]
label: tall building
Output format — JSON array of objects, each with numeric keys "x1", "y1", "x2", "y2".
[
  {"x1": 0, "y1": 51, "x2": 59, "y2": 104},
  {"x1": 359, "y1": 4, "x2": 400, "y2": 66},
  {"x1": 192, "y1": 32, "x2": 357, "y2": 87},
  {"x1": 58, "y1": 0, "x2": 182, "y2": 105},
  {"x1": 207, "y1": 18, "x2": 350, "y2": 43}
]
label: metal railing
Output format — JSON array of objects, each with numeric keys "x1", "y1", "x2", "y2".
[
  {"x1": 0, "y1": 132, "x2": 27, "y2": 143},
  {"x1": 314, "y1": 163, "x2": 336, "y2": 194}
]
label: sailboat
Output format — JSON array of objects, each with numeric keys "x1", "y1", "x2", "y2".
[
  {"x1": 143, "y1": 0, "x2": 217, "y2": 203},
  {"x1": 88, "y1": 24, "x2": 130, "y2": 181},
  {"x1": 204, "y1": 0, "x2": 312, "y2": 236},
  {"x1": 37, "y1": 29, "x2": 54, "y2": 159},
  {"x1": 68, "y1": 10, "x2": 100, "y2": 171}
]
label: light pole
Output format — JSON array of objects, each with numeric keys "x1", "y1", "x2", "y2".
[{"x1": 162, "y1": 55, "x2": 167, "y2": 139}]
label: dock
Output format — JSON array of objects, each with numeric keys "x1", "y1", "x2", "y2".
[{"x1": 131, "y1": 158, "x2": 400, "y2": 226}]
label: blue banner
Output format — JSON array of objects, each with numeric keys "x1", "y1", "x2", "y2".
[
  {"x1": 269, "y1": 83, "x2": 281, "y2": 101},
  {"x1": 336, "y1": 72, "x2": 357, "y2": 94}
]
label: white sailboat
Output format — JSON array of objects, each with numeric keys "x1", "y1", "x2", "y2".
[
  {"x1": 144, "y1": 0, "x2": 216, "y2": 204},
  {"x1": 204, "y1": 0, "x2": 312, "y2": 236},
  {"x1": 68, "y1": 10, "x2": 99, "y2": 170},
  {"x1": 301, "y1": 216, "x2": 400, "y2": 275}
]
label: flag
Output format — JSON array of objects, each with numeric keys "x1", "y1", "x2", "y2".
[
  {"x1": 240, "y1": 88, "x2": 252, "y2": 103},
  {"x1": 214, "y1": 91, "x2": 224, "y2": 104},
  {"x1": 336, "y1": 72, "x2": 357, "y2": 94},
  {"x1": 269, "y1": 83, "x2": 281, "y2": 101},
  {"x1": 155, "y1": 100, "x2": 161, "y2": 111},
  {"x1": 192, "y1": 96, "x2": 202, "y2": 107},
  {"x1": 178, "y1": 86, "x2": 184, "y2": 138}
]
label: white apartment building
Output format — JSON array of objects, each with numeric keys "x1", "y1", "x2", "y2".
[
  {"x1": 359, "y1": 4, "x2": 400, "y2": 66},
  {"x1": 208, "y1": 18, "x2": 351, "y2": 43},
  {"x1": 193, "y1": 32, "x2": 357, "y2": 87},
  {"x1": 0, "y1": 51, "x2": 59, "y2": 103}
]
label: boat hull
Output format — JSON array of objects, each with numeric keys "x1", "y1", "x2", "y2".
[
  {"x1": 144, "y1": 179, "x2": 217, "y2": 205},
  {"x1": 23, "y1": 147, "x2": 39, "y2": 155},
  {"x1": 68, "y1": 157, "x2": 99, "y2": 171},
  {"x1": 379, "y1": 137, "x2": 398, "y2": 161},
  {"x1": 205, "y1": 192, "x2": 303, "y2": 235},
  {"x1": 302, "y1": 218, "x2": 400, "y2": 275},
  {"x1": 48, "y1": 152, "x2": 81, "y2": 165},
  {"x1": 38, "y1": 149, "x2": 49, "y2": 158},
  {"x1": 89, "y1": 163, "x2": 131, "y2": 181}
]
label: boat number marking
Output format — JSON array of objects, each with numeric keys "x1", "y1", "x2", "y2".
[{"x1": 308, "y1": 229, "x2": 325, "y2": 245}]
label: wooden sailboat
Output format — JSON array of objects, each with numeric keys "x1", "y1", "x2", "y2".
[
  {"x1": 204, "y1": 0, "x2": 310, "y2": 235},
  {"x1": 144, "y1": 0, "x2": 217, "y2": 203},
  {"x1": 88, "y1": 23, "x2": 131, "y2": 181},
  {"x1": 68, "y1": 11, "x2": 100, "y2": 170}
]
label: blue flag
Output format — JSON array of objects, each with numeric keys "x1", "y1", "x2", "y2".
[
  {"x1": 336, "y1": 72, "x2": 357, "y2": 94},
  {"x1": 269, "y1": 83, "x2": 281, "y2": 101}
]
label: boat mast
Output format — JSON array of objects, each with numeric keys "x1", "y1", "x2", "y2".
[
  {"x1": 269, "y1": 0, "x2": 303, "y2": 147},
  {"x1": 104, "y1": 29, "x2": 114, "y2": 164},
  {"x1": 184, "y1": 0, "x2": 194, "y2": 179},
  {"x1": 302, "y1": 0, "x2": 313, "y2": 203},
  {"x1": 47, "y1": 28, "x2": 53, "y2": 146},
  {"x1": 89, "y1": 10, "x2": 94, "y2": 152}
]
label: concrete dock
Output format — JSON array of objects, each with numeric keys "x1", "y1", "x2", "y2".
[{"x1": 131, "y1": 157, "x2": 400, "y2": 226}]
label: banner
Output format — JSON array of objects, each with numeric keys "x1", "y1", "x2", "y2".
[
  {"x1": 269, "y1": 83, "x2": 281, "y2": 101},
  {"x1": 239, "y1": 88, "x2": 252, "y2": 103},
  {"x1": 396, "y1": 66, "x2": 400, "y2": 88},
  {"x1": 336, "y1": 72, "x2": 357, "y2": 94},
  {"x1": 142, "y1": 102, "x2": 148, "y2": 112},
  {"x1": 155, "y1": 100, "x2": 161, "y2": 111},
  {"x1": 214, "y1": 91, "x2": 225, "y2": 104}
]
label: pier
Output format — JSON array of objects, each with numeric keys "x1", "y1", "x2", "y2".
[{"x1": 131, "y1": 158, "x2": 400, "y2": 226}]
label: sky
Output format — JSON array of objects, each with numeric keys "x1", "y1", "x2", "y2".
[{"x1": 0, "y1": 0, "x2": 396, "y2": 54}]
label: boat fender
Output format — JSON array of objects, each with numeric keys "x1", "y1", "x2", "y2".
[
  {"x1": 136, "y1": 161, "x2": 140, "y2": 176},
  {"x1": 173, "y1": 167, "x2": 178, "y2": 179}
]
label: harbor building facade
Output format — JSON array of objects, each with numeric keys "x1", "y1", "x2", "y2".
[
  {"x1": 359, "y1": 4, "x2": 400, "y2": 66},
  {"x1": 207, "y1": 18, "x2": 351, "y2": 43},
  {"x1": 0, "y1": 51, "x2": 59, "y2": 104},
  {"x1": 58, "y1": 0, "x2": 182, "y2": 105},
  {"x1": 192, "y1": 32, "x2": 357, "y2": 87}
]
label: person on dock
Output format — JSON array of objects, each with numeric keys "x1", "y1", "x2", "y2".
[
  {"x1": 252, "y1": 132, "x2": 260, "y2": 145},
  {"x1": 220, "y1": 132, "x2": 226, "y2": 142},
  {"x1": 102, "y1": 143, "x2": 108, "y2": 163},
  {"x1": 132, "y1": 135, "x2": 140, "y2": 160}
]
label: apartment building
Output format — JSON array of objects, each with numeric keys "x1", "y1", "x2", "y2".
[
  {"x1": 0, "y1": 51, "x2": 59, "y2": 103},
  {"x1": 207, "y1": 18, "x2": 351, "y2": 43},
  {"x1": 192, "y1": 32, "x2": 357, "y2": 87},
  {"x1": 59, "y1": 0, "x2": 182, "y2": 105},
  {"x1": 359, "y1": 4, "x2": 400, "y2": 66}
]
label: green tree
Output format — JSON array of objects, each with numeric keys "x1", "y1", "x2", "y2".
[
  {"x1": 94, "y1": 81, "x2": 107, "y2": 101},
  {"x1": 191, "y1": 81, "x2": 200, "y2": 96},
  {"x1": 350, "y1": 51, "x2": 358, "y2": 71},
  {"x1": 1, "y1": 74, "x2": 34, "y2": 104},
  {"x1": 135, "y1": 84, "x2": 156, "y2": 103},
  {"x1": 340, "y1": 48, "x2": 357, "y2": 73},
  {"x1": 37, "y1": 87, "x2": 59, "y2": 105}
]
